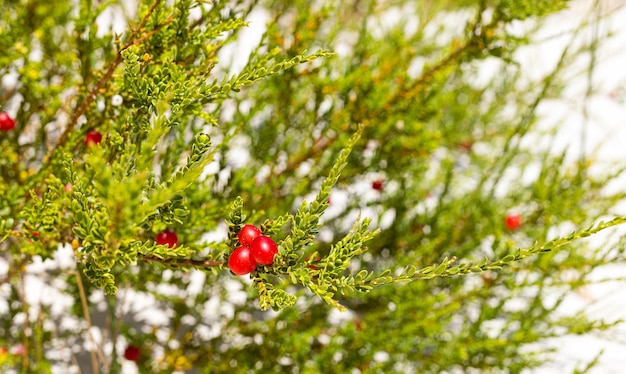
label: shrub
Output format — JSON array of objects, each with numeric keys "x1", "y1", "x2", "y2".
[{"x1": 1, "y1": 0, "x2": 625, "y2": 372}]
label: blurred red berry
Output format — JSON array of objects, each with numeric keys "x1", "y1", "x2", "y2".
[
  {"x1": 0, "y1": 112, "x2": 16, "y2": 131},
  {"x1": 505, "y1": 214, "x2": 522, "y2": 230},
  {"x1": 372, "y1": 180, "x2": 384, "y2": 191},
  {"x1": 85, "y1": 130, "x2": 102, "y2": 146},
  {"x1": 124, "y1": 345, "x2": 141, "y2": 361}
]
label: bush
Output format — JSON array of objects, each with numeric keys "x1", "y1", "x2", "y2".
[{"x1": 1, "y1": 0, "x2": 625, "y2": 372}]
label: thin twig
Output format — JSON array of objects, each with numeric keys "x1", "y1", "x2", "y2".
[
  {"x1": 17, "y1": 272, "x2": 30, "y2": 371},
  {"x1": 276, "y1": 133, "x2": 338, "y2": 179},
  {"x1": 0, "y1": 253, "x2": 33, "y2": 285},
  {"x1": 74, "y1": 270, "x2": 101, "y2": 374},
  {"x1": 581, "y1": 0, "x2": 602, "y2": 170},
  {"x1": 139, "y1": 254, "x2": 224, "y2": 268}
]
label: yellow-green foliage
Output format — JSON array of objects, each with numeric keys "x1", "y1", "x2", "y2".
[{"x1": 0, "y1": 0, "x2": 624, "y2": 372}]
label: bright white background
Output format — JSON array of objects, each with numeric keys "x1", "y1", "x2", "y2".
[{"x1": 519, "y1": 1, "x2": 626, "y2": 373}]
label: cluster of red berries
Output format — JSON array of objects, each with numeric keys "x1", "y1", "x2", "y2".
[
  {"x1": 0, "y1": 111, "x2": 16, "y2": 131},
  {"x1": 229, "y1": 224, "x2": 278, "y2": 275}
]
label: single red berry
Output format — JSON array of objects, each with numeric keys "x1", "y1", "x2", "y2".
[
  {"x1": 250, "y1": 235, "x2": 278, "y2": 265},
  {"x1": 228, "y1": 245, "x2": 257, "y2": 275},
  {"x1": 156, "y1": 229, "x2": 178, "y2": 248},
  {"x1": 238, "y1": 224, "x2": 262, "y2": 245},
  {"x1": 124, "y1": 345, "x2": 141, "y2": 361},
  {"x1": 85, "y1": 130, "x2": 102, "y2": 146},
  {"x1": 505, "y1": 214, "x2": 522, "y2": 230},
  {"x1": 0, "y1": 112, "x2": 16, "y2": 131},
  {"x1": 372, "y1": 180, "x2": 384, "y2": 191}
]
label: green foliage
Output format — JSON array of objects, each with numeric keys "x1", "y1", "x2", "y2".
[
  {"x1": 497, "y1": 0, "x2": 570, "y2": 20},
  {"x1": 0, "y1": 0, "x2": 625, "y2": 372}
]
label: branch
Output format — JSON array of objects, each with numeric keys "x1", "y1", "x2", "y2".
[
  {"x1": 38, "y1": 0, "x2": 175, "y2": 178},
  {"x1": 59, "y1": 0, "x2": 173, "y2": 148}
]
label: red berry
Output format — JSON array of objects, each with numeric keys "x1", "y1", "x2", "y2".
[
  {"x1": 85, "y1": 130, "x2": 102, "y2": 146},
  {"x1": 250, "y1": 235, "x2": 278, "y2": 265},
  {"x1": 505, "y1": 214, "x2": 522, "y2": 230},
  {"x1": 229, "y1": 245, "x2": 257, "y2": 275},
  {"x1": 238, "y1": 224, "x2": 262, "y2": 245},
  {"x1": 0, "y1": 112, "x2": 16, "y2": 131},
  {"x1": 156, "y1": 229, "x2": 178, "y2": 248},
  {"x1": 124, "y1": 345, "x2": 141, "y2": 361},
  {"x1": 372, "y1": 180, "x2": 384, "y2": 191}
]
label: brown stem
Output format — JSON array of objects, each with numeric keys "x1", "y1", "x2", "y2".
[
  {"x1": 139, "y1": 254, "x2": 224, "y2": 268},
  {"x1": 0, "y1": 253, "x2": 33, "y2": 285},
  {"x1": 17, "y1": 272, "x2": 30, "y2": 371},
  {"x1": 278, "y1": 133, "x2": 338, "y2": 178},
  {"x1": 74, "y1": 270, "x2": 103, "y2": 374}
]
